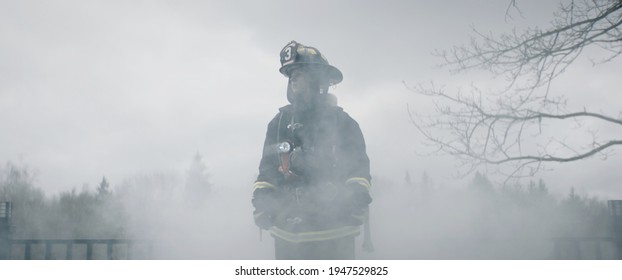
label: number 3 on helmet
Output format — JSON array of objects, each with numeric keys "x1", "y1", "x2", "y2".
[
  {"x1": 278, "y1": 40, "x2": 343, "y2": 86},
  {"x1": 281, "y1": 41, "x2": 297, "y2": 66}
]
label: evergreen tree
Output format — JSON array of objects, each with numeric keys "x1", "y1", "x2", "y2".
[
  {"x1": 469, "y1": 172, "x2": 494, "y2": 193},
  {"x1": 96, "y1": 176, "x2": 111, "y2": 197},
  {"x1": 537, "y1": 179, "x2": 549, "y2": 196},
  {"x1": 183, "y1": 153, "x2": 212, "y2": 207},
  {"x1": 421, "y1": 171, "x2": 429, "y2": 190},
  {"x1": 404, "y1": 171, "x2": 413, "y2": 188}
]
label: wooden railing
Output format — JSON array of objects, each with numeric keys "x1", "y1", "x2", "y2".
[
  {"x1": 552, "y1": 237, "x2": 619, "y2": 259},
  {"x1": 8, "y1": 238, "x2": 152, "y2": 260},
  {"x1": 2, "y1": 200, "x2": 621, "y2": 259}
]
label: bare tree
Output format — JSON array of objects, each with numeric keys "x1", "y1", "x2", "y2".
[{"x1": 410, "y1": 0, "x2": 622, "y2": 180}]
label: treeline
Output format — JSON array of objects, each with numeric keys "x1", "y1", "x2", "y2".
[
  {"x1": 0, "y1": 163, "x2": 125, "y2": 239},
  {"x1": 399, "y1": 171, "x2": 613, "y2": 241},
  {"x1": 0, "y1": 160, "x2": 615, "y2": 244},
  {"x1": 0, "y1": 155, "x2": 212, "y2": 240}
]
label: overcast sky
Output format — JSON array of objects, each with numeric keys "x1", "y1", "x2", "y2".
[{"x1": 1, "y1": 0, "x2": 621, "y2": 199}]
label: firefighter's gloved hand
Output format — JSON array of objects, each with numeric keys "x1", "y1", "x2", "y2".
[
  {"x1": 252, "y1": 188, "x2": 279, "y2": 229},
  {"x1": 342, "y1": 181, "x2": 372, "y2": 225},
  {"x1": 253, "y1": 209, "x2": 273, "y2": 230},
  {"x1": 252, "y1": 188, "x2": 278, "y2": 212},
  {"x1": 345, "y1": 182, "x2": 372, "y2": 209}
]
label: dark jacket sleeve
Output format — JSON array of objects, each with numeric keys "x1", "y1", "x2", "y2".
[
  {"x1": 254, "y1": 112, "x2": 284, "y2": 191},
  {"x1": 338, "y1": 112, "x2": 371, "y2": 186}
]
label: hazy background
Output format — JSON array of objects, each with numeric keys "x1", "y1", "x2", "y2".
[{"x1": 1, "y1": 0, "x2": 621, "y2": 259}]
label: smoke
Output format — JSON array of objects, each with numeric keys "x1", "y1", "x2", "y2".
[
  {"x1": 1, "y1": 1, "x2": 620, "y2": 260},
  {"x1": 0, "y1": 157, "x2": 617, "y2": 260},
  {"x1": 105, "y1": 159, "x2": 271, "y2": 259},
  {"x1": 358, "y1": 173, "x2": 614, "y2": 259},
  {"x1": 103, "y1": 168, "x2": 615, "y2": 259}
]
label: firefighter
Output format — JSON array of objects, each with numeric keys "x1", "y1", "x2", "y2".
[{"x1": 252, "y1": 41, "x2": 372, "y2": 259}]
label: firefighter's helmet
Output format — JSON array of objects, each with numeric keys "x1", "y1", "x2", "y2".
[{"x1": 279, "y1": 40, "x2": 343, "y2": 85}]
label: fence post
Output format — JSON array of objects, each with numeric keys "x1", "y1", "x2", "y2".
[
  {"x1": 0, "y1": 202, "x2": 12, "y2": 260},
  {"x1": 608, "y1": 200, "x2": 622, "y2": 260}
]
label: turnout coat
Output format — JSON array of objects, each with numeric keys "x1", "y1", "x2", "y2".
[{"x1": 253, "y1": 98, "x2": 371, "y2": 243}]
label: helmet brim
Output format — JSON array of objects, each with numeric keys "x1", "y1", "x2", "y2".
[{"x1": 279, "y1": 63, "x2": 343, "y2": 85}]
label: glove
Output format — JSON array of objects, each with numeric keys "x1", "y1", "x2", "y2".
[
  {"x1": 252, "y1": 188, "x2": 279, "y2": 229},
  {"x1": 344, "y1": 180, "x2": 372, "y2": 208},
  {"x1": 253, "y1": 209, "x2": 273, "y2": 230},
  {"x1": 341, "y1": 180, "x2": 372, "y2": 225}
]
